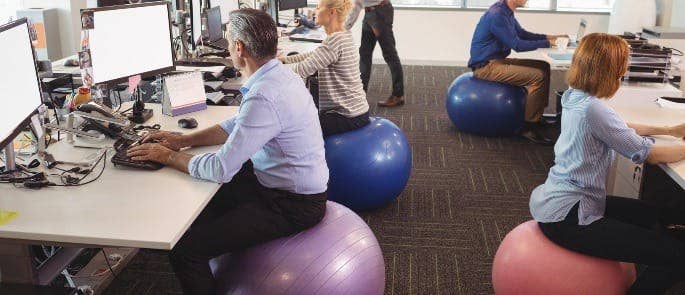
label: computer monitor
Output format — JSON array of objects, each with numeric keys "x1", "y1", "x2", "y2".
[
  {"x1": 207, "y1": 6, "x2": 222, "y2": 42},
  {"x1": 189, "y1": 0, "x2": 203, "y2": 49},
  {"x1": 0, "y1": 19, "x2": 43, "y2": 152},
  {"x1": 209, "y1": 0, "x2": 239, "y2": 24},
  {"x1": 95, "y1": 0, "x2": 169, "y2": 7},
  {"x1": 97, "y1": 0, "x2": 131, "y2": 7},
  {"x1": 279, "y1": 0, "x2": 307, "y2": 11},
  {"x1": 86, "y1": 2, "x2": 175, "y2": 85},
  {"x1": 265, "y1": 0, "x2": 279, "y2": 24}
]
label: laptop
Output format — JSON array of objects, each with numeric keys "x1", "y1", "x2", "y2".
[
  {"x1": 568, "y1": 18, "x2": 587, "y2": 48},
  {"x1": 206, "y1": 6, "x2": 229, "y2": 51},
  {"x1": 288, "y1": 28, "x2": 326, "y2": 43}
]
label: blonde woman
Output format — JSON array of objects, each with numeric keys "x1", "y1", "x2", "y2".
[
  {"x1": 280, "y1": 0, "x2": 369, "y2": 137},
  {"x1": 530, "y1": 33, "x2": 685, "y2": 294}
]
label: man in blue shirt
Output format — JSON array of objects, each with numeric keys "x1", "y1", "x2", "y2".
[
  {"x1": 127, "y1": 9, "x2": 329, "y2": 294},
  {"x1": 468, "y1": 0, "x2": 567, "y2": 145}
]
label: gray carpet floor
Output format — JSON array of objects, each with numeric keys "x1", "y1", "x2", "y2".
[{"x1": 102, "y1": 64, "x2": 558, "y2": 295}]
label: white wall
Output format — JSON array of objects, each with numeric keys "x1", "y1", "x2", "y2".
[
  {"x1": 344, "y1": 8, "x2": 610, "y2": 65},
  {"x1": 656, "y1": 0, "x2": 671, "y2": 26},
  {"x1": 19, "y1": 0, "x2": 87, "y2": 59},
  {"x1": 671, "y1": 0, "x2": 685, "y2": 27}
]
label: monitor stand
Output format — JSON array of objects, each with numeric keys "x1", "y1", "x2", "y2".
[{"x1": 3, "y1": 144, "x2": 18, "y2": 176}]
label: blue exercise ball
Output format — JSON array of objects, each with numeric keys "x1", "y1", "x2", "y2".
[
  {"x1": 445, "y1": 72, "x2": 527, "y2": 136},
  {"x1": 324, "y1": 117, "x2": 412, "y2": 211}
]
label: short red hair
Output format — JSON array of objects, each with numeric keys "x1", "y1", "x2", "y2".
[{"x1": 566, "y1": 33, "x2": 630, "y2": 98}]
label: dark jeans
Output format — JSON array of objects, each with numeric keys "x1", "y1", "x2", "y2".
[
  {"x1": 539, "y1": 196, "x2": 685, "y2": 295},
  {"x1": 308, "y1": 75, "x2": 371, "y2": 137},
  {"x1": 320, "y1": 111, "x2": 370, "y2": 137},
  {"x1": 360, "y1": 2, "x2": 404, "y2": 97},
  {"x1": 168, "y1": 162, "x2": 327, "y2": 295}
]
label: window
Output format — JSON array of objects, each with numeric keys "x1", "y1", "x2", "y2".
[
  {"x1": 394, "y1": 0, "x2": 461, "y2": 7},
  {"x1": 306, "y1": 0, "x2": 612, "y2": 12},
  {"x1": 525, "y1": 0, "x2": 551, "y2": 10},
  {"x1": 466, "y1": 0, "x2": 496, "y2": 8},
  {"x1": 0, "y1": 0, "x2": 20, "y2": 24},
  {"x1": 467, "y1": 0, "x2": 549, "y2": 9},
  {"x1": 557, "y1": 0, "x2": 613, "y2": 11}
]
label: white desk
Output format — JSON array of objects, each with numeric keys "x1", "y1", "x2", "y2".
[
  {"x1": 607, "y1": 83, "x2": 685, "y2": 189},
  {"x1": 278, "y1": 38, "x2": 320, "y2": 56},
  {"x1": 510, "y1": 47, "x2": 574, "y2": 69},
  {"x1": 0, "y1": 104, "x2": 237, "y2": 249}
]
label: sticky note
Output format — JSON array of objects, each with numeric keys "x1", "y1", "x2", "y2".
[{"x1": 0, "y1": 211, "x2": 18, "y2": 226}]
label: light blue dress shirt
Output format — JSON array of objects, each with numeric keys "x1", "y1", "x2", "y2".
[
  {"x1": 188, "y1": 59, "x2": 329, "y2": 195},
  {"x1": 530, "y1": 89, "x2": 654, "y2": 225}
]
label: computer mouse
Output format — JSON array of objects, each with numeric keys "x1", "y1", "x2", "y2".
[
  {"x1": 63, "y1": 59, "x2": 79, "y2": 67},
  {"x1": 178, "y1": 117, "x2": 198, "y2": 129}
]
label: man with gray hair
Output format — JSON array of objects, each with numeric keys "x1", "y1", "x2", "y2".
[{"x1": 126, "y1": 9, "x2": 329, "y2": 294}]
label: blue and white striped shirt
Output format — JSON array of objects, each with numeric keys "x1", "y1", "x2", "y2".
[{"x1": 530, "y1": 89, "x2": 654, "y2": 225}]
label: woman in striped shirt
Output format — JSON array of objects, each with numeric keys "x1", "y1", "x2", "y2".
[
  {"x1": 280, "y1": 0, "x2": 370, "y2": 137},
  {"x1": 530, "y1": 33, "x2": 685, "y2": 294}
]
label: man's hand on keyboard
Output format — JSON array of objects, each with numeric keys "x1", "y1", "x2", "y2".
[
  {"x1": 127, "y1": 143, "x2": 176, "y2": 165},
  {"x1": 141, "y1": 131, "x2": 188, "y2": 151}
]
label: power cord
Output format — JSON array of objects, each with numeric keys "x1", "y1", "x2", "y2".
[
  {"x1": 55, "y1": 150, "x2": 107, "y2": 187},
  {"x1": 71, "y1": 249, "x2": 123, "y2": 279},
  {"x1": 1, "y1": 150, "x2": 107, "y2": 188},
  {"x1": 666, "y1": 47, "x2": 684, "y2": 57},
  {"x1": 102, "y1": 248, "x2": 118, "y2": 279}
]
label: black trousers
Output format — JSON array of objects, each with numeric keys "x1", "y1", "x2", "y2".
[
  {"x1": 359, "y1": 3, "x2": 404, "y2": 97},
  {"x1": 320, "y1": 111, "x2": 370, "y2": 137},
  {"x1": 169, "y1": 162, "x2": 327, "y2": 295},
  {"x1": 539, "y1": 196, "x2": 685, "y2": 295}
]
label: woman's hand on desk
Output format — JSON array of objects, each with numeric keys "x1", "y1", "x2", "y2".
[
  {"x1": 668, "y1": 123, "x2": 685, "y2": 139},
  {"x1": 141, "y1": 131, "x2": 188, "y2": 151}
]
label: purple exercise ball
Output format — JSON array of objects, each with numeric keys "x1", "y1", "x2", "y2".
[{"x1": 210, "y1": 201, "x2": 386, "y2": 295}]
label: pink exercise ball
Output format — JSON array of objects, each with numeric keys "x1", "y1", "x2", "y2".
[{"x1": 492, "y1": 220, "x2": 636, "y2": 295}]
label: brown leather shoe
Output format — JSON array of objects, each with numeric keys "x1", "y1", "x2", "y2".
[{"x1": 377, "y1": 96, "x2": 405, "y2": 107}]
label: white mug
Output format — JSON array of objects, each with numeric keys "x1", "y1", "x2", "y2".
[{"x1": 556, "y1": 37, "x2": 570, "y2": 51}]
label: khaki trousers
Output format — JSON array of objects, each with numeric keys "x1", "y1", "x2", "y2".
[{"x1": 473, "y1": 58, "x2": 551, "y2": 122}]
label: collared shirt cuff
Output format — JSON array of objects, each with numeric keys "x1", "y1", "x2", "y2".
[
  {"x1": 630, "y1": 137, "x2": 655, "y2": 164},
  {"x1": 219, "y1": 119, "x2": 236, "y2": 134},
  {"x1": 188, "y1": 153, "x2": 205, "y2": 178}
]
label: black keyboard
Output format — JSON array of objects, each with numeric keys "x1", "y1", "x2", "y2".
[{"x1": 111, "y1": 137, "x2": 164, "y2": 170}]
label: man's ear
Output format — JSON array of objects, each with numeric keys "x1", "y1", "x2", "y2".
[{"x1": 234, "y1": 40, "x2": 244, "y2": 58}]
